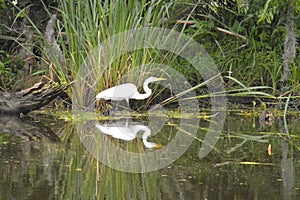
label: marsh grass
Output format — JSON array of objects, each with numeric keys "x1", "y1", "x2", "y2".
[
  {"x1": 55, "y1": 0, "x2": 175, "y2": 96},
  {"x1": 11, "y1": 0, "x2": 299, "y2": 111}
]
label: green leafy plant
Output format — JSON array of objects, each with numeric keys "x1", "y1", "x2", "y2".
[{"x1": 0, "y1": 51, "x2": 18, "y2": 90}]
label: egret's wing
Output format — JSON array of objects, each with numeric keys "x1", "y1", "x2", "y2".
[
  {"x1": 96, "y1": 83, "x2": 137, "y2": 100},
  {"x1": 95, "y1": 125, "x2": 136, "y2": 141}
]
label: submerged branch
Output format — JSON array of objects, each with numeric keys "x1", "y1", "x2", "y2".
[{"x1": 0, "y1": 115, "x2": 60, "y2": 143}]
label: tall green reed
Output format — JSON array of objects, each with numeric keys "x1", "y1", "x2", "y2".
[{"x1": 55, "y1": 0, "x2": 173, "y2": 89}]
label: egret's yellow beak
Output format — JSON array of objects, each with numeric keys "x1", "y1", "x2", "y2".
[
  {"x1": 154, "y1": 77, "x2": 166, "y2": 82},
  {"x1": 153, "y1": 144, "x2": 163, "y2": 149}
]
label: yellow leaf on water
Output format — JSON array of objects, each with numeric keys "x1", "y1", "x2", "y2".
[
  {"x1": 268, "y1": 144, "x2": 272, "y2": 155},
  {"x1": 238, "y1": 161, "x2": 275, "y2": 166}
]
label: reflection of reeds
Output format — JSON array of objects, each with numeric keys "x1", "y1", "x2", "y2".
[
  {"x1": 53, "y1": 121, "x2": 163, "y2": 199},
  {"x1": 95, "y1": 162, "x2": 161, "y2": 200}
]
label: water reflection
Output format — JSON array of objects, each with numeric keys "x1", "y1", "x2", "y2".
[
  {"x1": 281, "y1": 136, "x2": 295, "y2": 199},
  {"x1": 0, "y1": 112, "x2": 299, "y2": 199},
  {"x1": 95, "y1": 120, "x2": 162, "y2": 149},
  {"x1": 0, "y1": 115, "x2": 60, "y2": 142},
  {"x1": 0, "y1": 115, "x2": 63, "y2": 200}
]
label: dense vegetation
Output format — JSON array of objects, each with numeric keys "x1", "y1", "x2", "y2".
[{"x1": 0, "y1": 0, "x2": 299, "y2": 107}]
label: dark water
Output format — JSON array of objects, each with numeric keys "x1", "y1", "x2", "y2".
[{"x1": 0, "y1": 110, "x2": 299, "y2": 200}]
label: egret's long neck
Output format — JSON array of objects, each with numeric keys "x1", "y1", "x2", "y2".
[
  {"x1": 132, "y1": 81, "x2": 152, "y2": 100},
  {"x1": 131, "y1": 125, "x2": 157, "y2": 148},
  {"x1": 141, "y1": 127, "x2": 157, "y2": 149},
  {"x1": 135, "y1": 126, "x2": 150, "y2": 138}
]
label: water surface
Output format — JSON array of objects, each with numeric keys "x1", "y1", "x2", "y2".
[{"x1": 0, "y1": 110, "x2": 299, "y2": 199}]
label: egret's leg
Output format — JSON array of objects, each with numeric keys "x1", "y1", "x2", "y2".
[
  {"x1": 114, "y1": 101, "x2": 119, "y2": 111},
  {"x1": 125, "y1": 117, "x2": 130, "y2": 126},
  {"x1": 116, "y1": 100, "x2": 129, "y2": 111},
  {"x1": 126, "y1": 99, "x2": 130, "y2": 109},
  {"x1": 102, "y1": 107, "x2": 111, "y2": 116},
  {"x1": 106, "y1": 102, "x2": 117, "y2": 116}
]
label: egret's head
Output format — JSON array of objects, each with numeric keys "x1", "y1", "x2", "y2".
[
  {"x1": 146, "y1": 77, "x2": 166, "y2": 83},
  {"x1": 144, "y1": 141, "x2": 163, "y2": 149},
  {"x1": 153, "y1": 143, "x2": 163, "y2": 149}
]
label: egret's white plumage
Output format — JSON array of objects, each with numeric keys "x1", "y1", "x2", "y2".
[
  {"x1": 96, "y1": 124, "x2": 162, "y2": 149},
  {"x1": 96, "y1": 77, "x2": 165, "y2": 104}
]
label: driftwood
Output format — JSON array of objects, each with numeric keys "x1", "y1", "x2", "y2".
[{"x1": 0, "y1": 81, "x2": 71, "y2": 114}]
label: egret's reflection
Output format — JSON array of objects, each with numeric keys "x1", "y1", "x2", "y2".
[{"x1": 96, "y1": 120, "x2": 162, "y2": 149}]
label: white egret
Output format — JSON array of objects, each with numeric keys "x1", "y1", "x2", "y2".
[
  {"x1": 96, "y1": 77, "x2": 165, "y2": 106},
  {"x1": 95, "y1": 123, "x2": 162, "y2": 149}
]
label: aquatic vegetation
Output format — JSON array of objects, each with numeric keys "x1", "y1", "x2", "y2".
[
  {"x1": 2, "y1": 0, "x2": 298, "y2": 111},
  {"x1": 1, "y1": 1, "x2": 300, "y2": 199}
]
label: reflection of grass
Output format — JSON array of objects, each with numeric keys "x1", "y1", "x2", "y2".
[
  {"x1": 225, "y1": 133, "x2": 270, "y2": 154},
  {"x1": 54, "y1": 121, "x2": 162, "y2": 199},
  {"x1": 12, "y1": 109, "x2": 299, "y2": 198}
]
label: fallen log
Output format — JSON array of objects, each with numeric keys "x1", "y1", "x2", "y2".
[{"x1": 0, "y1": 81, "x2": 71, "y2": 114}]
